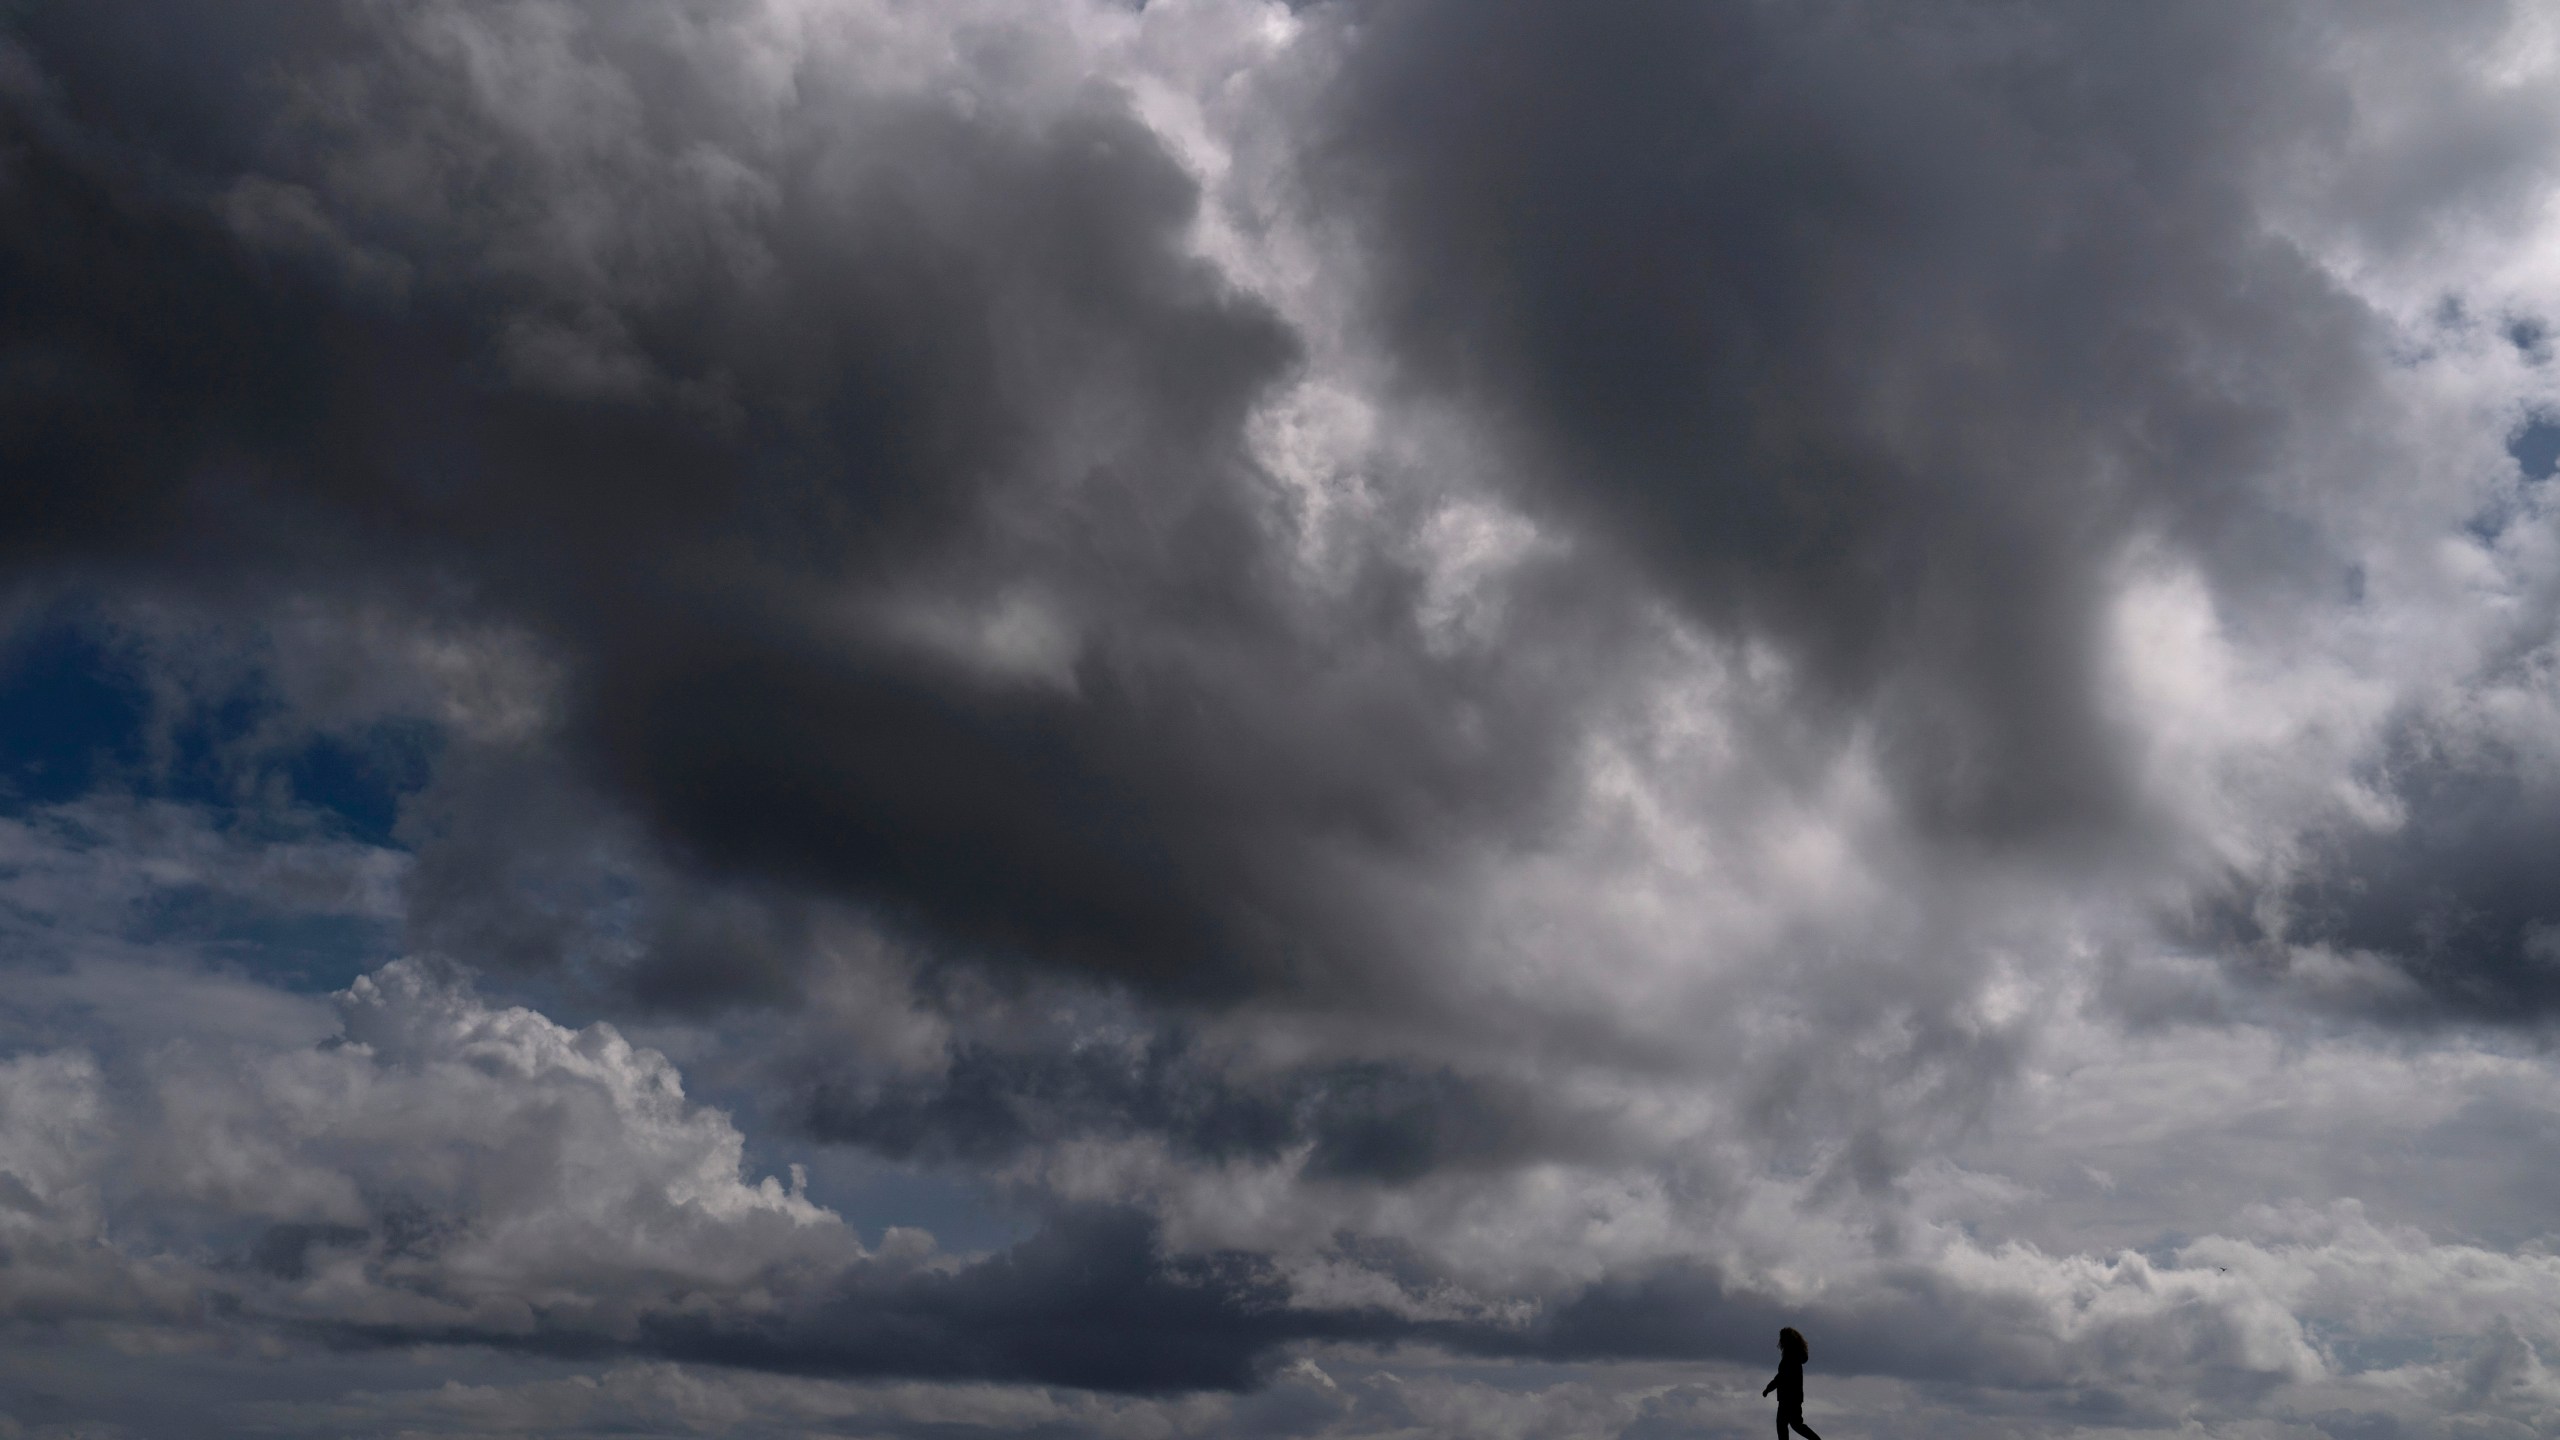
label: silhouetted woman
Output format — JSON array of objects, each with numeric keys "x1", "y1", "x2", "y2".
[{"x1": 1762, "y1": 1326, "x2": 1822, "y2": 1440}]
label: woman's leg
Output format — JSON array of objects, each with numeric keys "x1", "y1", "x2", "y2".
[{"x1": 1786, "y1": 1416, "x2": 1823, "y2": 1440}]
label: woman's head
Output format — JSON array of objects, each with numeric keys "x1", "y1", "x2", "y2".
[{"x1": 1779, "y1": 1327, "x2": 1808, "y2": 1363}]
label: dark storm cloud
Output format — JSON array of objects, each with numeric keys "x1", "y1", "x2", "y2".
[
  {"x1": 2199, "y1": 723, "x2": 2560, "y2": 1021},
  {"x1": 20, "y1": 0, "x2": 2514, "y2": 1031},
  {"x1": 254, "y1": 1198, "x2": 2252, "y2": 1398},
  {"x1": 1317, "y1": 0, "x2": 2382, "y2": 847},
  {"x1": 1455, "y1": 1258, "x2": 2028, "y2": 1382},
  {"x1": 0, "y1": 1, "x2": 1616, "y2": 1007},
  {"x1": 1431, "y1": 1253, "x2": 2293, "y2": 1404},
  {"x1": 662, "y1": 1223, "x2": 2079, "y2": 1396},
  {"x1": 0, "y1": 106, "x2": 347, "y2": 576},
  {"x1": 635, "y1": 1208, "x2": 1391, "y2": 1392},
  {"x1": 281, "y1": 1205, "x2": 1404, "y2": 1394},
  {"x1": 802, "y1": 1034, "x2": 1581, "y2": 1182}
]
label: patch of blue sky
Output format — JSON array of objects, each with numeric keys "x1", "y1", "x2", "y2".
[
  {"x1": 0, "y1": 608, "x2": 439, "y2": 847},
  {"x1": 773, "y1": 1140, "x2": 1035, "y2": 1257},
  {"x1": 2509, "y1": 411, "x2": 2560, "y2": 484},
  {"x1": 0, "y1": 803, "x2": 405, "y2": 998},
  {"x1": 0, "y1": 620, "x2": 150, "y2": 807},
  {"x1": 2465, "y1": 415, "x2": 2560, "y2": 544},
  {"x1": 130, "y1": 884, "x2": 398, "y2": 995},
  {"x1": 2302, "y1": 1322, "x2": 2447, "y2": 1376},
  {"x1": 277, "y1": 727, "x2": 435, "y2": 847}
]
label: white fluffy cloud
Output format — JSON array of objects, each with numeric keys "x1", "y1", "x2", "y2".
[{"x1": 0, "y1": 953, "x2": 854, "y2": 1348}]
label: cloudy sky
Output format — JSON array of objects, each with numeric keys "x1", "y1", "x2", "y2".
[{"x1": 8, "y1": 1, "x2": 2560, "y2": 1436}]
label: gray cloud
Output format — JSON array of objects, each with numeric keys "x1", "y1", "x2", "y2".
[
  {"x1": 2210, "y1": 714, "x2": 2560, "y2": 1022},
  {"x1": 0, "y1": 0, "x2": 1642, "y2": 1018},
  {"x1": 13, "y1": 0, "x2": 2560, "y2": 1433},
  {"x1": 1313, "y1": 0, "x2": 2398, "y2": 849},
  {"x1": 801, "y1": 1034, "x2": 1585, "y2": 1184}
]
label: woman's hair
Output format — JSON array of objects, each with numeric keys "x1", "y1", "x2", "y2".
[{"x1": 1780, "y1": 1327, "x2": 1808, "y2": 1363}]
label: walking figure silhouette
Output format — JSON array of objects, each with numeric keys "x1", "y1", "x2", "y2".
[{"x1": 1762, "y1": 1327, "x2": 1823, "y2": 1440}]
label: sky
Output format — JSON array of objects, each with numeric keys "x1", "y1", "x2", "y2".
[{"x1": 7, "y1": 1, "x2": 2560, "y2": 1436}]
